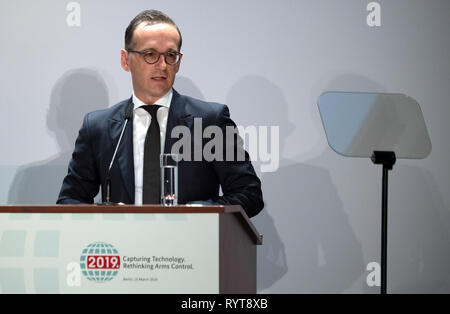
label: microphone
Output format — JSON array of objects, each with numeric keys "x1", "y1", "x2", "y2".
[{"x1": 98, "y1": 102, "x2": 134, "y2": 205}]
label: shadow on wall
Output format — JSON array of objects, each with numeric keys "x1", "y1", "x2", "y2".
[
  {"x1": 388, "y1": 165, "x2": 450, "y2": 293},
  {"x1": 174, "y1": 76, "x2": 205, "y2": 101},
  {"x1": 227, "y1": 75, "x2": 364, "y2": 293},
  {"x1": 8, "y1": 69, "x2": 110, "y2": 204}
]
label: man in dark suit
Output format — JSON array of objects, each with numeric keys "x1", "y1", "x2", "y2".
[{"x1": 57, "y1": 10, "x2": 263, "y2": 218}]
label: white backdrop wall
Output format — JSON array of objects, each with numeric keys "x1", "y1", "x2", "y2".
[{"x1": 1, "y1": 0, "x2": 449, "y2": 293}]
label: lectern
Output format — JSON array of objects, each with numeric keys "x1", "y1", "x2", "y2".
[{"x1": 0, "y1": 205, "x2": 262, "y2": 294}]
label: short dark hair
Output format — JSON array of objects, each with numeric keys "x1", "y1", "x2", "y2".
[{"x1": 125, "y1": 10, "x2": 182, "y2": 51}]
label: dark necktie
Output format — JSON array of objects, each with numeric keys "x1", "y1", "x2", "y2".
[{"x1": 141, "y1": 105, "x2": 161, "y2": 204}]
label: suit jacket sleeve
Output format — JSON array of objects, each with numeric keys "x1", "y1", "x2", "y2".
[
  {"x1": 204, "y1": 105, "x2": 264, "y2": 218},
  {"x1": 57, "y1": 113, "x2": 100, "y2": 204}
]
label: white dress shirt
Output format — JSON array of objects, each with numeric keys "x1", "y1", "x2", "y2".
[{"x1": 132, "y1": 89, "x2": 172, "y2": 205}]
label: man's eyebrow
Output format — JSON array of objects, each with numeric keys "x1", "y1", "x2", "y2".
[{"x1": 139, "y1": 48, "x2": 157, "y2": 53}]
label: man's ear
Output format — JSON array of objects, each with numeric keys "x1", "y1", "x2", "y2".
[{"x1": 120, "y1": 49, "x2": 131, "y2": 72}]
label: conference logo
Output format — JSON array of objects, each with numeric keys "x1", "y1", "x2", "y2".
[{"x1": 79, "y1": 242, "x2": 121, "y2": 283}]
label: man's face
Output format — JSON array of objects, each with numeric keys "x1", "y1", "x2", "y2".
[{"x1": 121, "y1": 22, "x2": 182, "y2": 104}]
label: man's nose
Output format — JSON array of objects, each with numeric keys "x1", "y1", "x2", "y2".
[{"x1": 154, "y1": 54, "x2": 168, "y2": 70}]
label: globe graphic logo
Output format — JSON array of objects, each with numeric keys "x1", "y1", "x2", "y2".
[{"x1": 80, "y1": 242, "x2": 120, "y2": 283}]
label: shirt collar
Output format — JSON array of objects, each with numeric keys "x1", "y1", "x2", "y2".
[{"x1": 132, "y1": 89, "x2": 173, "y2": 110}]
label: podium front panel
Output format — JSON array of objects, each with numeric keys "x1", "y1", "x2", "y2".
[{"x1": 0, "y1": 212, "x2": 221, "y2": 293}]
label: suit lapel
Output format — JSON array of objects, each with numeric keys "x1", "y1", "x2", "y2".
[
  {"x1": 164, "y1": 90, "x2": 192, "y2": 154},
  {"x1": 108, "y1": 98, "x2": 135, "y2": 203}
]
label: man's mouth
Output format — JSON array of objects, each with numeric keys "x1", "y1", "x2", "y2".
[{"x1": 151, "y1": 76, "x2": 167, "y2": 81}]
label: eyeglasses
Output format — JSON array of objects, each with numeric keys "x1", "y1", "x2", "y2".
[{"x1": 127, "y1": 49, "x2": 182, "y2": 65}]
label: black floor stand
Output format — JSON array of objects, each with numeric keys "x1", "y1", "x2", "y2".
[{"x1": 371, "y1": 151, "x2": 396, "y2": 295}]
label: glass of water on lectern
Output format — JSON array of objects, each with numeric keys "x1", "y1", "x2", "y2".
[{"x1": 160, "y1": 154, "x2": 179, "y2": 206}]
